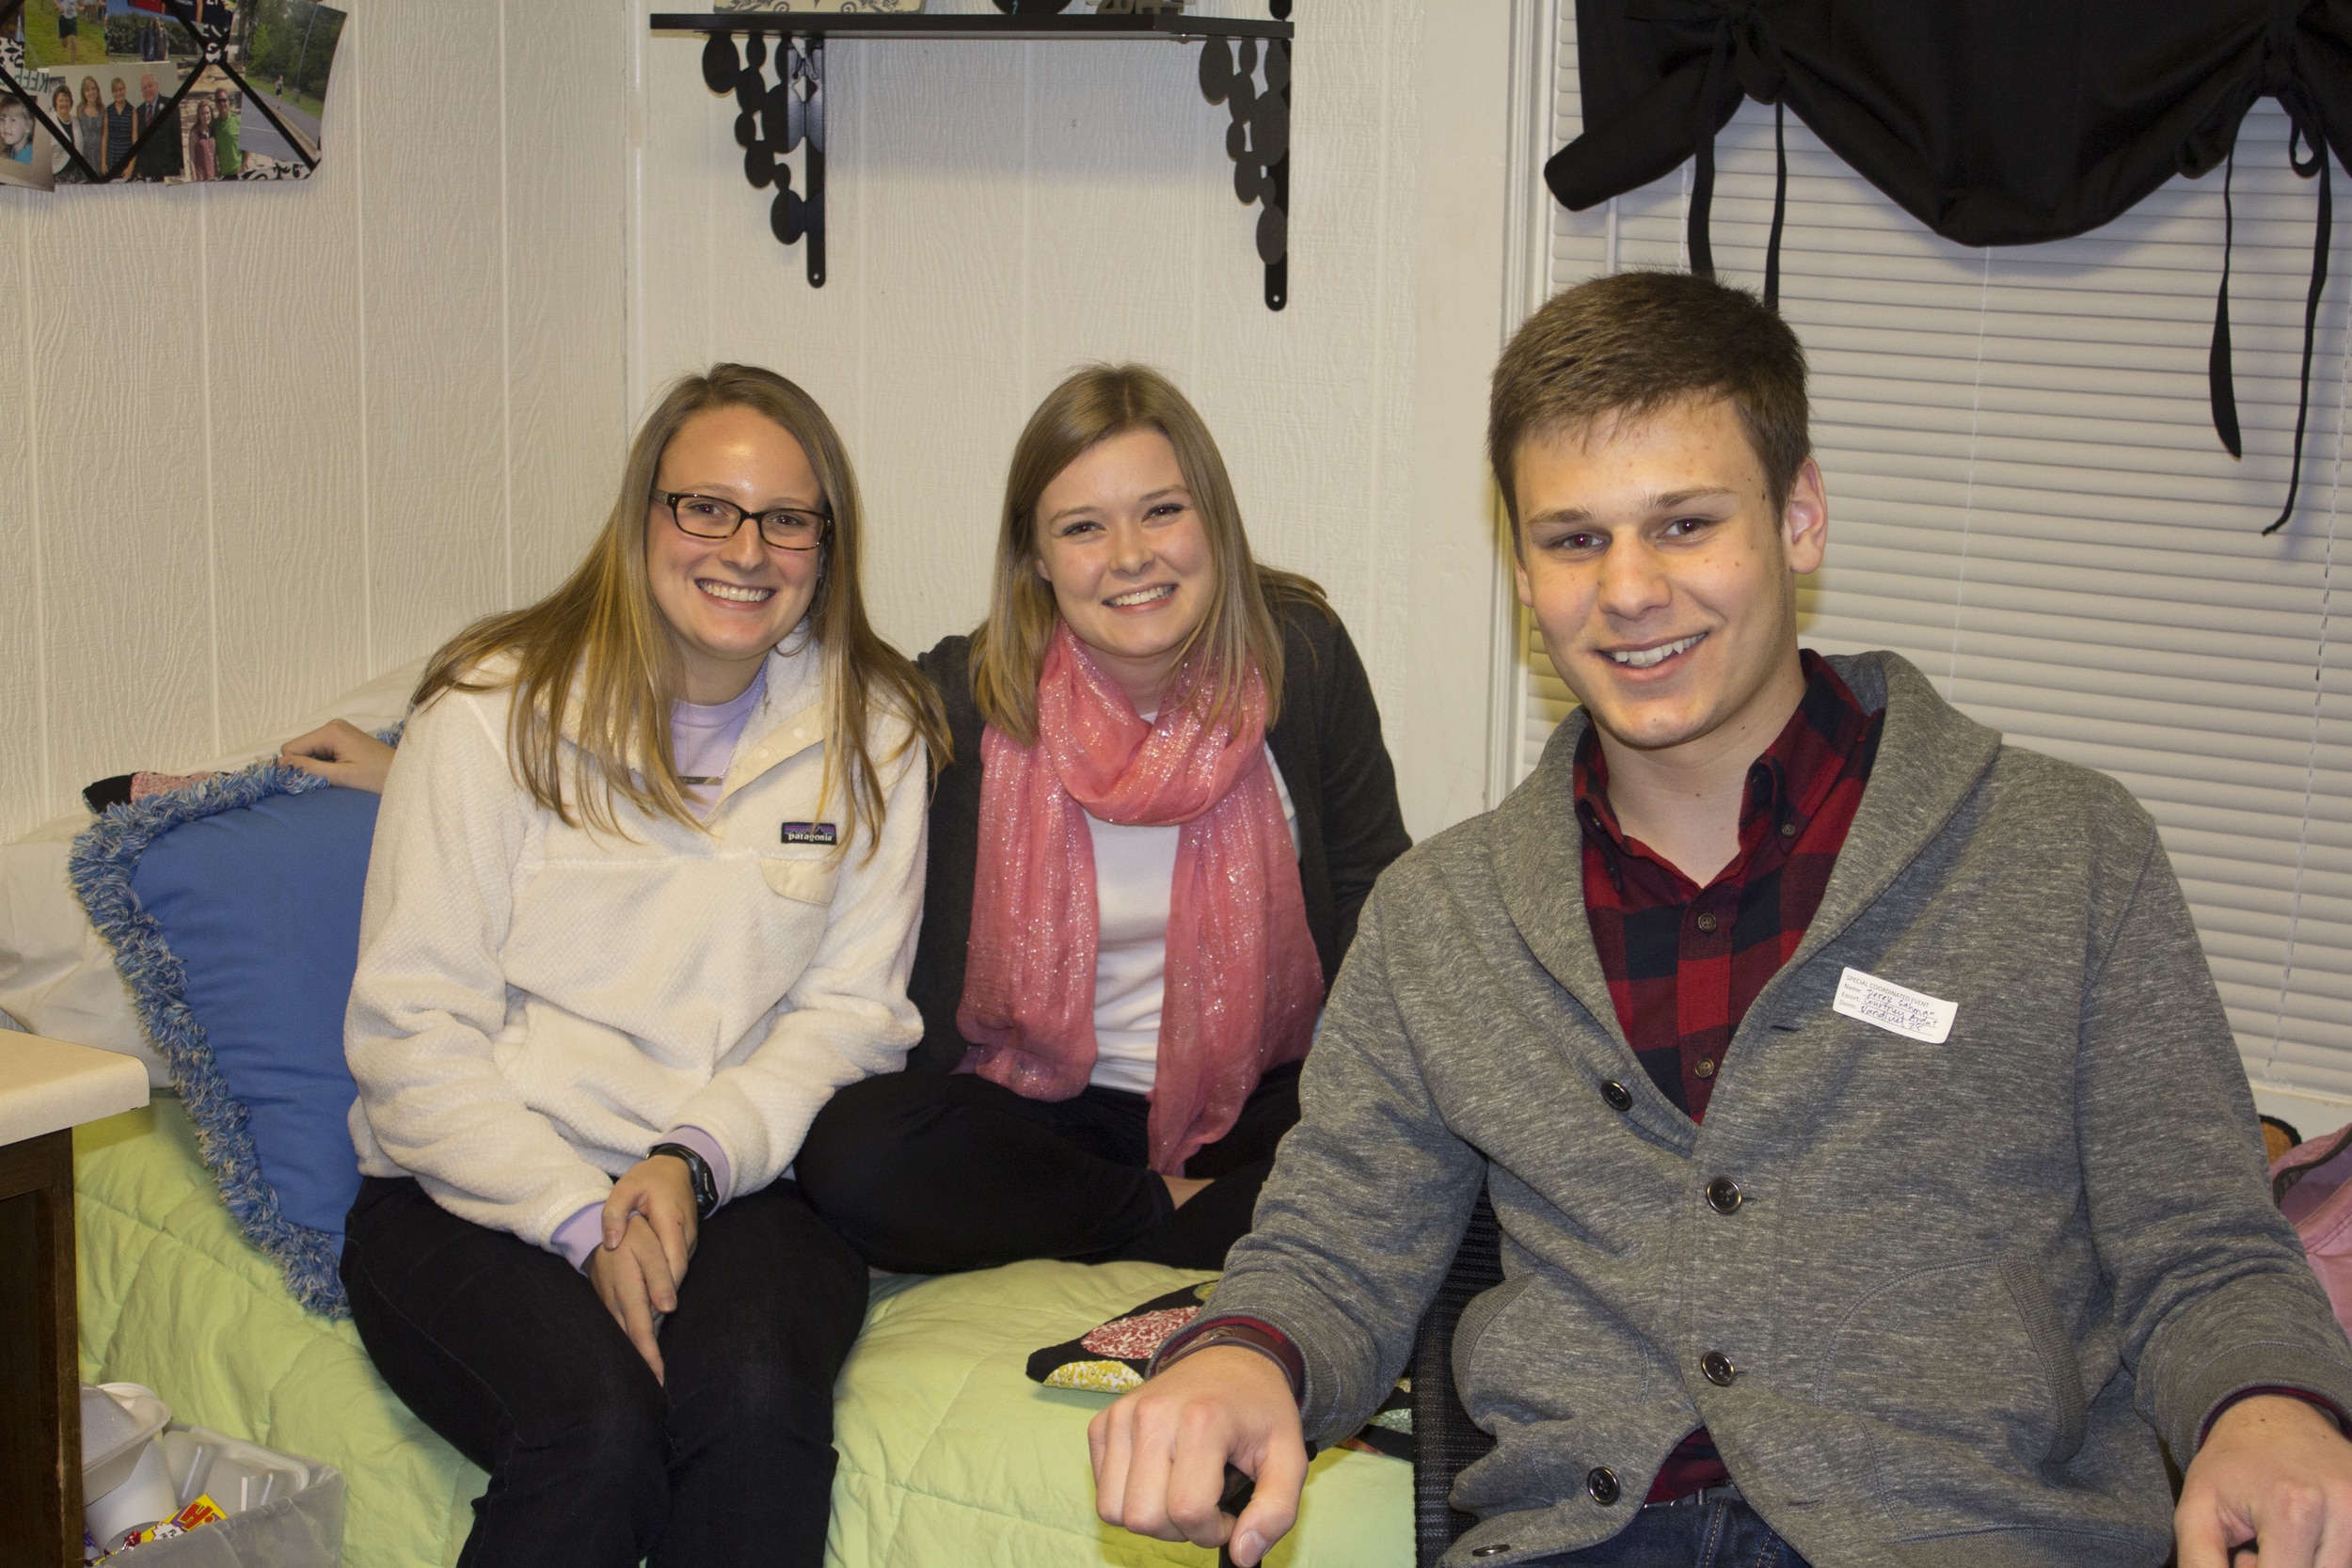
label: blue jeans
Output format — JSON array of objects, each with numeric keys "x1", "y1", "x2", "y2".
[{"x1": 1533, "y1": 1490, "x2": 1814, "y2": 1568}]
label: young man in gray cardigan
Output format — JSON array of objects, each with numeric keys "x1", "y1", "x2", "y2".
[{"x1": 1089, "y1": 272, "x2": 2352, "y2": 1568}]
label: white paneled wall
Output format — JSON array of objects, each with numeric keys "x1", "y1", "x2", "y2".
[
  {"x1": 0, "y1": 0, "x2": 631, "y2": 841},
  {"x1": 0, "y1": 0, "x2": 1521, "y2": 843}
]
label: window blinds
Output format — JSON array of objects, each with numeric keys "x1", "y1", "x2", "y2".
[{"x1": 1516, "y1": 3, "x2": 2352, "y2": 1102}]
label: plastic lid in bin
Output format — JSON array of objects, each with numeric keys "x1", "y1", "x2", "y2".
[
  {"x1": 158, "y1": 1427, "x2": 317, "y2": 1515},
  {"x1": 81, "y1": 1383, "x2": 171, "y2": 1498}
]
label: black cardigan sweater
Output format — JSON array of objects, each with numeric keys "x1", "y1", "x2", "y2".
[{"x1": 903, "y1": 600, "x2": 1412, "y2": 1077}]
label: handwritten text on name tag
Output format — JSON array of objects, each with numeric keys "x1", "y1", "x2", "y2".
[{"x1": 1832, "y1": 967, "x2": 1958, "y2": 1045}]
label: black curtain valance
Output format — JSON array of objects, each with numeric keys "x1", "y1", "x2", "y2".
[{"x1": 1548, "y1": 1, "x2": 2352, "y2": 533}]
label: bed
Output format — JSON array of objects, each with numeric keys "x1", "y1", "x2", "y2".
[
  {"x1": 15, "y1": 666, "x2": 1410, "y2": 1568},
  {"x1": 72, "y1": 1096, "x2": 1408, "y2": 1567}
]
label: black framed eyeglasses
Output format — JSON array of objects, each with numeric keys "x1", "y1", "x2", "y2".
[{"x1": 658, "y1": 492, "x2": 829, "y2": 551}]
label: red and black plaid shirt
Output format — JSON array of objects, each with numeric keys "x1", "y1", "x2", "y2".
[{"x1": 1577, "y1": 650, "x2": 1882, "y2": 1497}]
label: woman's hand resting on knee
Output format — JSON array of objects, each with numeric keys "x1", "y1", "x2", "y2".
[
  {"x1": 591, "y1": 1155, "x2": 702, "y2": 1383},
  {"x1": 279, "y1": 720, "x2": 397, "y2": 792}
]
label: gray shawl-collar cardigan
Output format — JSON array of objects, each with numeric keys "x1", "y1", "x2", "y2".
[
  {"x1": 902, "y1": 599, "x2": 1411, "y2": 1081},
  {"x1": 1207, "y1": 649, "x2": 2352, "y2": 1568}
]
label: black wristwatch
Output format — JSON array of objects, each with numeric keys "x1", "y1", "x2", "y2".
[{"x1": 649, "y1": 1142, "x2": 720, "y2": 1220}]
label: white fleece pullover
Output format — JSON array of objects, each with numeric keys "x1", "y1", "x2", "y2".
[{"x1": 344, "y1": 639, "x2": 928, "y2": 1252}]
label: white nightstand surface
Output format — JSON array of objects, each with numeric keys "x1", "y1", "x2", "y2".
[{"x1": 0, "y1": 1033, "x2": 150, "y2": 1146}]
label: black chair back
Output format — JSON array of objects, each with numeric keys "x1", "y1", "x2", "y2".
[{"x1": 1408, "y1": 1185, "x2": 1503, "y2": 1566}]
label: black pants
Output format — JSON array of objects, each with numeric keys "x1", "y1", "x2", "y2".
[
  {"x1": 794, "y1": 1063, "x2": 1301, "y2": 1274},
  {"x1": 341, "y1": 1174, "x2": 867, "y2": 1568}
]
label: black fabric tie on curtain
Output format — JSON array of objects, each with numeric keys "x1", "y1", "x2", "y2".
[
  {"x1": 1615, "y1": 0, "x2": 1791, "y2": 306},
  {"x1": 2222, "y1": 5, "x2": 2334, "y2": 533},
  {"x1": 1548, "y1": 0, "x2": 2352, "y2": 535}
]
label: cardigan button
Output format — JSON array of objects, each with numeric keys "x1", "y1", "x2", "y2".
[
  {"x1": 1707, "y1": 1177, "x2": 1742, "y2": 1214},
  {"x1": 1694, "y1": 911, "x2": 1720, "y2": 933},
  {"x1": 1586, "y1": 1465, "x2": 1621, "y2": 1505},
  {"x1": 1702, "y1": 1350, "x2": 1737, "y2": 1386},
  {"x1": 1600, "y1": 1080, "x2": 1633, "y2": 1113}
]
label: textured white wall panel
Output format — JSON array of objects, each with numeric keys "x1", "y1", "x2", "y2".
[
  {"x1": 1406, "y1": 0, "x2": 1518, "y2": 832},
  {"x1": 0, "y1": 226, "x2": 38, "y2": 824},
  {"x1": 508, "y1": 0, "x2": 630, "y2": 600},
  {"x1": 838, "y1": 34, "x2": 1029, "y2": 641},
  {"x1": 204, "y1": 157, "x2": 369, "y2": 752},
  {"x1": 360, "y1": 0, "x2": 511, "y2": 669},
  {"x1": 31, "y1": 186, "x2": 217, "y2": 797}
]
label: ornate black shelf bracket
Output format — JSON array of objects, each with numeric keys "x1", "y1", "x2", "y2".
[
  {"x1": 701, "y1": 29, "x2": 825, "y2": 286},
  {"x1": 1198, "y1": 23, "x2": 1290, "y2": 310},
  {"x1": 653, "y1": 8, "x2": 1296, "y2": 309}
]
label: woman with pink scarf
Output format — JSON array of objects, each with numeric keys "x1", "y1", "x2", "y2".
[{"x1": 794, "y1": 364, "x2": 1408, "y2": 1272}]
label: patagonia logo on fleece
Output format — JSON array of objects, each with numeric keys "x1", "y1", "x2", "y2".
[{"x1": 781, "y1": 822, "x2": 838, "y2": 847}]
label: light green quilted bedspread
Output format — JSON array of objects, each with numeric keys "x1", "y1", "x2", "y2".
[{"x1": 74, "y1": 1101, "x2": 1410, "y2": 1568}]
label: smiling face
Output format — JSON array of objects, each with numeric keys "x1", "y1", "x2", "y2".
[
  {"x1": 111, "y1": 80, "x2": 126, "y2": 107},
  {"x1": 1030, "y1": 427, "x2": 1215, "y2": 712},
  {"x1": 1513, "y1": 394, "x2": 1826, "y2": 772},
  {"x1": 644, "y1": 404, "x2": 826, "y2": 705}
]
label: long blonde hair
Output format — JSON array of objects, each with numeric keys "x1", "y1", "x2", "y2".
[
  {"x1": 416, "y1": 364, "x2": 946, "y2": 853},
  {"x1": 970, "y1": 363, "x2": 1328, "y2": 745}
]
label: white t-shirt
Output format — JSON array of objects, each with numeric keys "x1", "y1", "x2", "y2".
[{"x1": 1085, "y1": 744, "x2": 1299, "y2": 1095}]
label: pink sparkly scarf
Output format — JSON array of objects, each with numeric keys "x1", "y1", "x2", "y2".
[{"x1": 957, "y1": 624, "x2": 1323, "y2": 1175}]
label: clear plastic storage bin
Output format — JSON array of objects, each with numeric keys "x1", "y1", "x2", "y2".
[{"x1": 102, "y1": 1423, "x2": 343, "y2": 1566}]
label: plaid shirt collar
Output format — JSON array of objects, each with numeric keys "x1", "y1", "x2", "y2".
[{"x1": 1573, "y1": 649, "x2": 1871, "y2": 893}]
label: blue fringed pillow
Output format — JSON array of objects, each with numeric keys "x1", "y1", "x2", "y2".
[{"x1": 71, "y1": 761, "x2": 385, "y2": 1318}]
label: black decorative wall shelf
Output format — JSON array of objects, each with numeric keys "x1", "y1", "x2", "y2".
[{"x1": 649, "y1": 8, "x2": 1296, "y2": 309}]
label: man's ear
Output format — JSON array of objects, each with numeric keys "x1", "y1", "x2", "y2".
[{"x1": 1781, "y1": 458, "x2": 1828, "y2": 575}]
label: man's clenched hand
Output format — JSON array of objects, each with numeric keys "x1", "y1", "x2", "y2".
[
  {"x1": 2179, "y1": 1393, "x2": 2352, "y2": 1568},
  {"x1": 1089, "y1": 1345, "x2": 1309, "y2": 1568}
]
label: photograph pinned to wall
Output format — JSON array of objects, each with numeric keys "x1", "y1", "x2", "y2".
[
  {"x1": 0, "y1": 84, "x2": 56, "y2": 187},
  {"x1": 116, "y1": 53, "x2": 180, "y2": 180},
  {"x1": 19, "y1": 1, "x2": 195, "y2": 72},
  {"x1": 0, "y1": 0, "x2": 344, "y2": 182},
  {"x1": 223, "y1": 0, "x2": 340, "y2": 174},
  {"x1": 37, "y1": 72, "x2": 85, "y2": 179},
  {"x1": 5, "y1": 28, "x2": 183, "y2": 181},
  {"x1": 171, "y1": 60, "x2": 242, "y2": 178}
]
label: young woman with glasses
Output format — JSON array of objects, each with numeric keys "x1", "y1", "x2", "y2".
[
  {"x1": 325, "y1": 364, "x2": 945, "y2": 1568},
  {"x1": 792, "y1": 364, "x2": 1409, "y2": 1274}
]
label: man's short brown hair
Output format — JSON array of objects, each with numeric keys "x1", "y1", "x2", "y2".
[{"x1": 1488, "y1": 270, "x2": 1810, "y2": 535}]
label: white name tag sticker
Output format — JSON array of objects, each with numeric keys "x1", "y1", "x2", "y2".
[{"x1": 1833, "y1": 967, "x2": 1958, "y2": 1045}]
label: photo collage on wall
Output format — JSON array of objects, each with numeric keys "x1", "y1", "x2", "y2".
[{"x1": 0, "y1": 0, "x2": 344, "y2": 189}]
